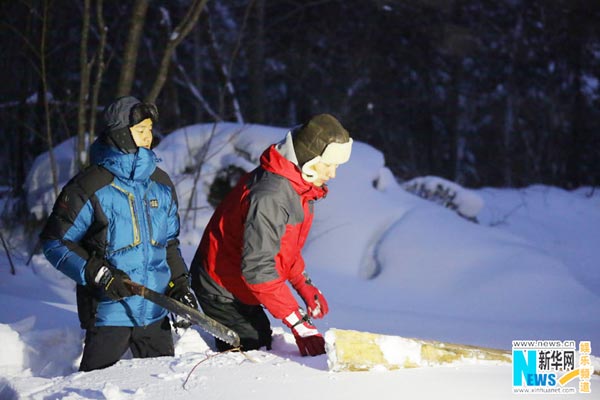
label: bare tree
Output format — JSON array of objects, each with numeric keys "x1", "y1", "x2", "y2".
[
  {"x1": 173, "y1": 56, "x2": 222, "y2": 121},
  {"x1": 89, "y1": 0, "x2": 108, "y2": 144},
  {"x1": 501, "y1": 13, "x2": 523, "y2": 187},
  {"x1": 116, "y1": 0, "x2": 149, "y2": 97},
  {"x1": 565, "y1": 0, "x2": 587, "y2": 188},
  {"x1": 0, "y1": 231, "x2": 16, "y2": 275},
  {"x1": 145, "y1": 0, "x2": 208, "y2": 103},
  {"x1": 200, "y1": 7, "x2": 245, "y2": 123},
  {"x1": 40, "y1": 0, "x2": 59, "y2": 198},
  {"x1": 76, "y1": 0, "x2": 92, "y2": 170},
  {"x1": 192, "y1": 23, "x2": 204, "y2": 121},
  {"x1": 247, "y1": 0, "x2": 265, "y2": 123},
  {"x1": 75, "y1": 0, "x2": 108, "y2": 168}
]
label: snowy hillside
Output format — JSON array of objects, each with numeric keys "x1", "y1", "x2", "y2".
[{"x1": 1, "y1": 122, "x2": 599, "y2": 398}]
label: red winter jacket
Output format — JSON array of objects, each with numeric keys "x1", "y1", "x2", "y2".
[{"x1": 191, "y1": 144, "x2": 327, "y2": 319}]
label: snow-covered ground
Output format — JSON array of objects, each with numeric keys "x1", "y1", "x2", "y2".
[{"x1": 1, "y1": 122, "x2": 599, "y2": 399}]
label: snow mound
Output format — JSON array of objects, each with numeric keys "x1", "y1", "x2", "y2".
[
  {"x1": 0, "y1": 324, "x2": 26, "y2": 376},
  {"x1": 403, "y1": 175, "x2": 484, "y2": 219}
]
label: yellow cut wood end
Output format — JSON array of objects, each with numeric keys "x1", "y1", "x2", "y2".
[{"x1": 325, "y1": 328, "x2": 511, "y2": 372}]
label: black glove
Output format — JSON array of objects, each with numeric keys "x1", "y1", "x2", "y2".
[
  {"x1": 166, "y1": 274, "x2": 198, "y2": 310},
  {"x1": 85, "y1": 258, "x2": 133, "y2": 301}
]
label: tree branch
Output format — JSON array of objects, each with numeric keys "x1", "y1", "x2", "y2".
[{"x1": 145, "y1": 0, "x2": 208, "y2": 103}]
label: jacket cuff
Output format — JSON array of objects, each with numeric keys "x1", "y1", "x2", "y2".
[{"x1": 83, "y1": 256, "x2": 104, "y2": 286}]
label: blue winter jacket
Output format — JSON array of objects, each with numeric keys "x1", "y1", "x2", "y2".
[{"x1": 41, "y1": 140, "x2": 187, "y2": 327}]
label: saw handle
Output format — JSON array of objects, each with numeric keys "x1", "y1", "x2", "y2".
[{"x1": 123, "y1": 279, "x2": 146, "y2": 297}]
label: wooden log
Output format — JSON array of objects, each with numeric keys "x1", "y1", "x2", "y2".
[{"x1": 325, "y1": 328, "x2": 511, "y2": 372}]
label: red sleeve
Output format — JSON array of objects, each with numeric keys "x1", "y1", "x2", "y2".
[
  {"x1": 244, "y1": 277, "x2": 299, "y2": 319},
  {"x1": 288, "y1": 256, "x2": 306, "y2": 290}
]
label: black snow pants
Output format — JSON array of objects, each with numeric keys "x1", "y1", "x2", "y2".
[
  {"x1": 197, "y1": 294, "x2": 272, "y2": 352},
  {"x1": 79, "y1": 316, "x2": 174, "y2": 372}
]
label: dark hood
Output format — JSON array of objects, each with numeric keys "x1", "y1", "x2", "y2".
[
  {"x1": 102, "y1": 96, "x2": 142, "y2": 154},
  {"x1": 104, "y1": 96, "x2": 141, "y2": 131}
]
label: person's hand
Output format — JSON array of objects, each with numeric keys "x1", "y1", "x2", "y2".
[
  {"x1": 166, "y1": 274, "x2": 198, "y2": 310},
  {"x1": 283, "y1": 309, "x2": 326, "y2": 356},
  {"x1": 91, "y1": 265, "x2": 133, "y2": 301},
  {"x1": 296, "y1": 283, "x2": 329, "y2": 319}
]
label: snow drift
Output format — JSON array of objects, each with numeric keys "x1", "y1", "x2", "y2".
[{"x1": 1, "y1": 122, "x2": 598, "y2": 398}]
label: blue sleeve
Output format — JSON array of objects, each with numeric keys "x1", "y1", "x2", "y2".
[
  {"x1": 167, "y1": 192, "x2": 180, "y2": 243},
  {"x1": 42, "y1": 200, "x2": 95, "y2": 285}
]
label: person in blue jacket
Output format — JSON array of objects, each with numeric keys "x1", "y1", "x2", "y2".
[{"x1": 40, "y1": 96, "x2": 197, "y2": 371}]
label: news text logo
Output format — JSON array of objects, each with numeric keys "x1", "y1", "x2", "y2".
[{"x1": 512, "y1": 340, "x2": 592, "y2": 394}]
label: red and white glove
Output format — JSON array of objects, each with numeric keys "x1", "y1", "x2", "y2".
[
  {"x1": 283, "y1": 309, "x2": 326, "y2": 356},
  {"x1": 293, "y1": 274, "x2": 329, "y2": 319}
]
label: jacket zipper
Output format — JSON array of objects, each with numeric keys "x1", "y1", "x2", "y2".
[
  {"x1": 134, "y1": 184, "x2": 149, "y2": 325},
  {"x1": 110, "y1": 183, "x2": 141, "y2": 251}
]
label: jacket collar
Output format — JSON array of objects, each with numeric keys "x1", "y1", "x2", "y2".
[
  {"x1": 260, "y1": 144, "x2": 328, "y2": 200},
  {"x1": 90, "y1": 139, "x2": 157, "y2": 182}
]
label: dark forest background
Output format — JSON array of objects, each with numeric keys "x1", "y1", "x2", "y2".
[{"x1": 1, "y1": 0, "x2": 600, "y2": 215}]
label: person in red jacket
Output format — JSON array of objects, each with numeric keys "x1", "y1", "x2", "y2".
[{"x1": 190, "y1": 114, "x2": 353, "y2": 356}]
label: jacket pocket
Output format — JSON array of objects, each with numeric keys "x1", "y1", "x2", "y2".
[
  {"x1": 105, "y1": 183, "x2": 141, "y2": 254},
  {"x1": 145, "y1": 195, "x2": 168, "y2": 247}
]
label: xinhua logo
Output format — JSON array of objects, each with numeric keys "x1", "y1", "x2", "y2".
[{"x1": 512, "y1": 340, "x2": 593, "y2": 395}]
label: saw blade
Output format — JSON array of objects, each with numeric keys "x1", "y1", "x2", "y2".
[{"x1": 125, "y1": 280, "x2": 240, "y2": 347}]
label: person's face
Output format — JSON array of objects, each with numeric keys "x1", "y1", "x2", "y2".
[
  {"x1": 310, "y1": 161, "x2": 338, "y2": 187},
  {"x1": 130, "y1": 118, "x2": 153, "y2": 149}
]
